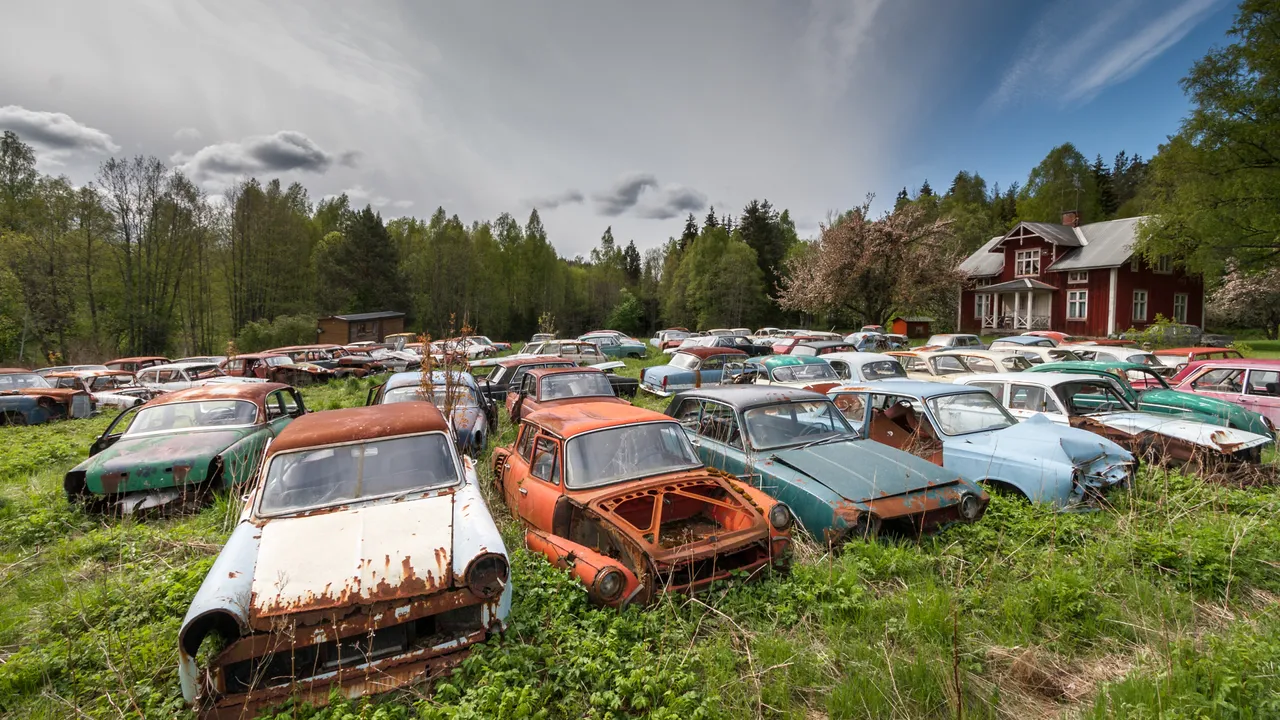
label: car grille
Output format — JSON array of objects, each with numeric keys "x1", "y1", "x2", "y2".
[{"x1": 70, "y1": 394, "x2": 93, "y2": 418}]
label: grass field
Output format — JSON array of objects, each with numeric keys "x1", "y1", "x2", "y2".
[{"x1": 1, "y1": 353, "x2": 1278, "y2": 719}]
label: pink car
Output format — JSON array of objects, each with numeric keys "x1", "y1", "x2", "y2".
[{"x1": 1170, "y1": 359, "x2": 1280, "y2": 428}]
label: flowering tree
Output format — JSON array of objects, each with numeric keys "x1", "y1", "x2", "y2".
[
  {"x1": 1207, "y1": 263, "x2": 1280, "y2": 339},
  {"x1": 777, "y1": 202, "x2": 964, "y2": 327}
]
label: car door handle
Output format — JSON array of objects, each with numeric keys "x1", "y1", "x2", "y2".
[{"x1": 518, "y1": 488, "x2": 528, "y2": 495}]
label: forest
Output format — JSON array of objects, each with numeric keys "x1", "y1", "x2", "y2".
[{"x1": 2, "y1": 0, "x2": 1278, "y2": 361}]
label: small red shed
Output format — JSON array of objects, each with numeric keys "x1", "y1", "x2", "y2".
[{"x1": 890, "y1": 316, "x2": 933, "y2": 339}]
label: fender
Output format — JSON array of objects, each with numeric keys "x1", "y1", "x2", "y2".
[{"x1": 525, "y1": 528, "x2": 643, "y2": 607}]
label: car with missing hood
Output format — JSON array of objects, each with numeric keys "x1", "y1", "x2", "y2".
[
  {"x1": 1025, "y1": 361, "x2": 1275, "y2": 439},
  {"x1": 221, "y1": 353, "x2": 338, "y2": 386},
  {"x1": 63, "y1": 383, "x2": 307, "y2": 514},
  {"x1": 177, "y1": 403, "x2": 509, "y2": 716},
  {"x1": 666, "y1": 387, "x2": 988, "y2": 544},
  {"x1": 0, "y1": 368, "x2": 95, "y2": 425},
  {"x1": 366, "y1": 370, "x2": 497, "y2": 455},
  {"x1": 956, "y1": 373, "x2": 1273, "y2": 466},
  {"x1": 640, "y1": 347, "x2": 749, "y2": 396},
  {"x1": 506, "y1": 366, "x2": 628, "y2": 422},
  {"x1": 492, "y1": 401, "x2": 790, "y2": 607},
  {"x1": 825, "y1": 381, "x2": 1134, "y2": 508},
  {"x1": 46, "y1": 369, "x2": 155, "y2": 410}
]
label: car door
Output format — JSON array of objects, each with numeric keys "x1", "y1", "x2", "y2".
[
  {"x1": 1187, "y1": 367, "x2": 1246, "y2": 406},
  {"x1": 829, "y1": 391, "x2": 870, "y2": 433},
  {"x1": 691, "y1": 400, "x2": 752, "y2": 480},
  {"x1": 521, "y1": 435, "x2": 565, "y2": 530},
  {"x1": 501, "y1": 422, "x2": 539, "y2": 511},
  {"x1": 262, "y1": 390, "x2": 292, "y2": 434},
  {"x1": 1242, "y1": 369, "x2": 1280, "y2": 426}
]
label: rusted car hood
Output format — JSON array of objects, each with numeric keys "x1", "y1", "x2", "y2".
[
  {"x1": 250, "y1": 494, "x2": 455, "y2": 621},
  {"x1": 769, "y1": 439, "x2": 963, "y2": 503},
  {"x1": 3, "y1": 387, "x2": 82, "y2": 401}
]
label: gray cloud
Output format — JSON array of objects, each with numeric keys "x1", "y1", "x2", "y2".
[
  {"x1": 635, "y1": 186, "x2": 708, "y2": 220},
  {"x1": 173, "y1": 127, "x2": 202, "y2": 141},
  {"x1": 527, "y1": 189, "x2": 585, "y2": 210},
  {"x1": 0, "y1": 105, "x2": 119, "y2": 154},
  {"x1": 175, "y1": 130, "x2": 353, "y2": 182},
  {"x1": 594, "y1": 173, "x2": 658, "y2": 216}
]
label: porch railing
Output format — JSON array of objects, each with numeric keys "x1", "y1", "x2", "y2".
[{"x1": 981, "y1": 315, "x2": 1051, "y2": 331}]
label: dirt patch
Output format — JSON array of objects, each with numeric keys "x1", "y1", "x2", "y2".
[{"x1": 983, "y1": 646, "x2": 1135, "y2": 719}]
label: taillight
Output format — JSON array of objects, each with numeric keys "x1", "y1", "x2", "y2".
[{"x1": 662, "y1": 375, "x2": 668, "y2": 389}]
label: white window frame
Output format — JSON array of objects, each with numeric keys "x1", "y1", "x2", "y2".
[
  {"x1": 1154, "y1": 256, "x2": 1173, "y2": 274},
  {"x1": 1014, "y1": 249, "x2": 1040, "y2": 277},
  {"x1": 1067, "y1": 271, "x2": 1088, "y2": 284},
  {"x1": 1173, "y1": 293, "x2": 1188, "y2": 324},
  {"x1": 1067, "y1": 290, "x2": 1088, "y2": 320},
  {"x1": 1132, "y1": 290, "x2": 1148, "y2": 322},
  {"x1": 974, "y1": 293, "x2": 993, "y2": 319}
]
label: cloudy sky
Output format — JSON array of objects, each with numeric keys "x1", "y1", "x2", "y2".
[{"x1": 1, "y1": 0, "x2": 1234, "y2": 256}]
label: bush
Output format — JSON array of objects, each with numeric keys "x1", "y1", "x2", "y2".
[{"x1": 234, "y1": 314, "x2": 318, "y2": 352}]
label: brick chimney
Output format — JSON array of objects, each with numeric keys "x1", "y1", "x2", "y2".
[{"x1": 1061, "y1": 210, "x2": 1080, "y2": 228}]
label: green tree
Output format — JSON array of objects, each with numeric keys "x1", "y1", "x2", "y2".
[{"x1": 1016, "y1": 143, "x2": 1100, "y2": 224}]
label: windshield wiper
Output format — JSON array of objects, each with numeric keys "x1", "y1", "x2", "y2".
[{"x1": 796, "y1": 432, "x2": 855, "y2": 450}]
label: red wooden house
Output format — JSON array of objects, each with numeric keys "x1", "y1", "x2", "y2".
[{"x1": 956, "y1": 212, "x2": 1203, "y2": 337}]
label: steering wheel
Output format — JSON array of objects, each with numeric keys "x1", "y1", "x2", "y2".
[{"x1": 798, "y1": 423, "x2": 829, "y2": 437}]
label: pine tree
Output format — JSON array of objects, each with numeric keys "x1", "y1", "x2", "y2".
[
  {"x1": 703, "y1": 206, "x2": 718, "y2": 231},
  {"x1": 919, "y1": 179, "x2": 934, "y2": 197},
  {"x1": 623, "y1": 240, "x2": 641, "y2": 284}
]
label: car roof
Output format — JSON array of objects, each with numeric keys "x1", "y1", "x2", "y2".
[
  {"x1": 527, "y1": 400, "x2": 674, "y2": 438},
  {"x1": 47, "y1": 369, "x2": 133, "y2": 378},
  {"x1": 383, "y1": 370, "x2": 478, "y2": 391},
  {"x1": 816, "y1": 352, "x2": 899, "y2": 364},
  {"x1": 798, "y1": 340, "x2": 857, "y2": 349},
  {"x1": 754, "y1": 354, "x2": 827, "y2": 367},
  {"x1": 527, "y1": 366, "x2": 604, "y2": 381},
  {"x1": 1153, "y1": 347, "x2": 1244, "y2": 355},
  {"x1": 991, "y1": 335, "x2": 1050, "y2": 345},
  {"x1": 496, "y1": 354, "x2": 573, "y2": 369},
  {"x1": 935, "y1": 349, "x2": 1025, "y2": 359},
  {"x1": 267, "y1": 402, "x2": 449, "y2": 458},
  {"x1": 105, "y1": 356, "x2": 169, "y2": 364},
  {"x1": 959, "y1": 372, "x2": 1109, "y2": 387},
  {"x1": 828, "y1": 380, "x2": 985, "y2": 398},
  {"x1": 677, "y1": 346, "x2": 747, "y2": 359},
  {"x1": 147, "y1": 382, "x2": 289, "y2": 406},
  {"x1": 1180, "y1": 358, "x2": 1280, "y2": 371},
  {"x1": 1028, "y1": 360, "x2": 1153, "y2": 372},
  {"x1": 139, "y1": 361, "x2": 224, "y2": 372},
  {"x1": 671, "y1": 385, "x2": 829, "y2": 408}
]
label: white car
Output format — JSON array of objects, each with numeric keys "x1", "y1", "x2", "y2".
[
  {"x1": 922, "y1": 334, "x2": 985, "y2": 350},
  {"x1": 46, "y1": 369, "x2": 155, "y2": 410},
  {"x1": 1000, "y1": 346, "x2": 1085, "y2": 365},
  {"x1": 887, "y1": 351, "x2": 975, "y2": 383},
  {"x1": 818, "y1": 352, "x2": 909, "y2": 382},
  {"x1": 136, "y1": 362, "x2": 267, "y2": 393},
  {"x1": 933, "y1": 350, "x2": 1033, "y2": 374},
  {"x1": 1057, "y1": 345, "x2": 1172, "y2": 375}
]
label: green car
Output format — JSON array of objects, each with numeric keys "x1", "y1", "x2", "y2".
[
  {"x1": 1025, "y1": 361, "x2": 1275, "y2": 439},
  {"x1": 63, "y1": 383, "x2": 307, "y2": 514},
  {"x1": 579, "y1": 333, "x2": 647, "y2": 359}
]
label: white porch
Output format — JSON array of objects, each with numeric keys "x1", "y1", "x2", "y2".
[{"x1": 975, "y1": 279, "x2": 1057, "y2": 332}]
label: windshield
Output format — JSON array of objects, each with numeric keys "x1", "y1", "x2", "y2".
[
  {"x1": 769, "y1": 362, "x2": 838, "y2": 383},
  {"x1": 126, "y1": 400, "x2": 258, "y2": 433},
  {"x1": 1124, "y1": 353, "x2": 1159, "y2": 367},
  {"x1": 90, "y1": 375, "x2": 133, "y2": 390},
  {"x1": 383, "y1": 385, "x2": 478, "y2": 407},
  {"x1": 1054, "y1": 380, "x2": 1136, "y2": 415},
  {"x1": 264, "y1": 356, "x2": 292, "y2": 367},
  {"x1": 564, "y1": 422, "x2": 701, "y2": 489},
  {"x1": 541, "y1": 372, "x2": 613, "y2": 399},
  {"x1": 861, "y1": 360, "x2": 906, "y2": 380},
  {"x1": 743, "y1": 400, "x2": 855, "y2": 451},
  {"x1": 259, "y1": 433, "x2": 460, "y2": 515},
  {"x1": 665, "y1": 331, "x2": 689, "y2": 341},
  {"x1": 0, "y1": 373, "x2": 52, "y2": 390},
  {"x1": 926, "y1": 393, "x2": 1017, "y2": 435},
  {"x1": 928, "y1": 356, "x2": 971, "y2": 375},
  {"x1": 669, "y1": 353, "x2": 700, "y2": 370}
]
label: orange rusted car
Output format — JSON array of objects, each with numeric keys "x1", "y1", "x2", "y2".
[
  {"x1": 504, "y1": 366, "x2": 627, "y2": 421},
  {"x1": 493, "y1": 401, "x2": 792, "y2": 607}
]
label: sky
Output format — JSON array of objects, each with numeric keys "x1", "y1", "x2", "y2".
[{"x1": 0, "y1": 0, "x2": 1238, "y2": 257}]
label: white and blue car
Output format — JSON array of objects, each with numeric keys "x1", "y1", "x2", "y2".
[{"x1": 639, "y1": 347, "x2": 749, "y2": 396}]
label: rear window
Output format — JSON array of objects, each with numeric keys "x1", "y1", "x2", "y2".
[{"x1": 861, "y1": 361, "x2": 905, "y2": 380}]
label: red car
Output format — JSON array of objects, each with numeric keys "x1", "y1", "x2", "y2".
[
  {"x1": 221, "y1": 353, "x2": 337, "y2": 386},
  {"x1": 104, "y1": 356, "x2": 170, "y2": 373},
  {"x1": 1169, "y1": 358, "x2": 1280, "y2": 429},
  {"x1": 1155, "y1": 346, "x2": 1245, "y2": 373},
  {"x1": 771, "y1": 335, "x2": 827, "y2": 355},
  {"x1": 491, "y1": 401, "x2": 792, "y2": 607},
  {"x1": 505, "y1": 367, "x2": 627, "y2": 422}
]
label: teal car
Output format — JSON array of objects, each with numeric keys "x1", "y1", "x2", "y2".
[
  {"x1": 63, "y1": 383, "x2": 306, "y2": 514},
  {"x1": 1025, "y1": 361, "x2": 1275, "y2": 438},
  {"x1": 579, "y1": 333, "x2": 647, "y2": 359},
  {"x1": 664, "y1": 386, "x2": 987, "y2": 543}
]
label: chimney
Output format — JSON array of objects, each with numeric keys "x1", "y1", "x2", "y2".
[{"x1": 1061, "y1": 210, "x2": 1080, "y2": 228}]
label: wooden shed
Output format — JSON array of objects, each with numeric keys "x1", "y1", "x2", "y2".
[
  {"x1": 317, "y1": 311, "x2": 406, "y2": 345},
  {"x1": 890, "y1": 316, "x2": 934, "y2": 339}
]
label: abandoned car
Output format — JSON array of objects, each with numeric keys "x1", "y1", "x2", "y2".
[
  {"x1": 919, "y1": 334, "x2": 985, "y2": 350},
  {"x1": 933, "y1": 350, "x2": 1033, "y2": 374},
  {"x1": 506, "y1": 366, "x2": 627, "y2": 422},
  {"x1": 956, "y1": 373, "x2": 1273, "y2": 466},
  {"x1": 46, "y1": 369, "x2": 155, "y2": 410},
  {"x1": 1056, "y1": 345, "x2": 1174, "y2": 376},
  {"x1": 826, "y1": 381, "x2": 1134, "y2": 507},
  {"x1": 1026, "y1": 361, "x2": 1274, "y2": 438},
  {"x1": 0, "y1": 368, "x2": 94, "y2": 425},
  {"x1": 221, "y1": 353, "x2": 338, "y2": 386},
  {"x1": 579, "y1": 332, "x2": 647, "y2": 359},
  {"x1": 815, "y1": 352, "x2": 909, "y2": 384},
  {"x1": 366, "y1": 370, "x2": 497, "y2": 455},
  {"x1": 1155, "y1": 347, "x2": 1245, "y2": 373},
  {"x1": 666, "y1": 387, "x2": 987, "y2": 542},
  {"x1": 518, "y1": 339, "x2": 607, "y2": 364},
  {"x1": 35, "y1": 363, "x2": 108, "y2": 377},
  {"x1": 104, "y1": 356, "x2": 171, "y2": 373},
  {"x1": 472, "y1": 354, "x2": 637, "y2": 403},
  {"x1": 639, "y1": 347, "x2": 749, "y2": 396},
  {"x1": 887, "y1": 351, "x2": 976, "y2": 382},
  {"x1": 64, "y1": 383, "x2": 306, "y2": 514},
  {"x1": 731, "y1": 355, "x2": 841, "y2": 389},
  {"x1": 268, "y1": 345, "x2": 387, "y2": 377},
  {"x1": 988, "y1": 335, "x2": 1057, "y2": 349},
  {"x1": 790, "y1": 340, "x2": 860, "y2": 357},
  {"x1": 178, "y1": 403, "x2": 510, "y2": 715},
  {"x1": 136, "y1": 362, "x2": 267, "y2": 393},
  {"x1": 1169, "y1": 359, "x2": 1280, "y2": 428},
  {"x1": 492, "y1": 401, "x2": 790, "y2": 606}
]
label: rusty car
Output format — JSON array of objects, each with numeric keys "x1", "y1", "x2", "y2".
[
  {"x1": 471, "y1": 354, "x2": 638, "y2": 402},
  {"x1": 809, "y1": 352, "x2": 907, "y2": 385},
  {"x1": 505, "y1": 366, "x2": 627, "y2": 422},
  {"x1": 177, "y1": 403, "x2": 509, "y2": 716},
  {"x1": 136, "y1": 361, "x2": 269, "y2": 393},
  {"x1": 34, "y1": 363, "x2": 107, "y2": 378},
  {"x1": 1155, "y1": 346, "x2": 1246, "y2": 373},
  {"x1": 639, "y1": 346, "x2": 749, "y2": 396},
  {"x1": 104, "y1": 356, "x2": 171, "y2": 373},
  {"x1": 0, "y1": 368, "x2": 95, "y2": 425},
  {"x1": 366, "y1": 370, "x2": 497, "y2": 455},
  {"x1": 46, "y1": 369, "x2": 155, "y2": 410},
  {"x1": 492, "y1": 401, "x2": 790, "y2": 607},
  {"x1": 826, "y1": 381, "x2": 1134, "y2": 508},
  {"x1": 221, "y1": 353, "x2": 337, "y2": 386},
  {"x1": 956, "y1": 373, "x2": 1273, "y2": 466},
  {"x1": 268, "y1": 344, "x2": 386, "y2": 378},
  {"x1": 516, "y1": 339, "x2": 607, "y2": 364},
  {"x1": 665, "y1": 387, "x2": 987, "y2": 543},
  {"x1": 63, "y1": 383, "x2": 306, "y2": 514}
]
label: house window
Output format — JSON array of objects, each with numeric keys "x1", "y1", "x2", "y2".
[
  {"x1": 975, "y1": 278, "x2": 993, "y2": 288},
  {"x1": 1154, "y1": 256, "x2": 1173, "y2": 274},
  {"x1": 1015, "y1": 249, "x2": 1040, "y2": 277},
  {"x1": 975, "y1": 293, "x2": 993, "y2": 319},
  {"x1": 1067, "y1": 271, "x2": 1088, "y2": 284},
  {"x1": 1173, "y1": 293, "x2": 1188, "y2": 323},
  {"x1": 1132, "y1": 290, "x2": 1148, "y2": 321},
  {"x1": 1067, "y1": 290, "x2": 1087, "y2": 320}
]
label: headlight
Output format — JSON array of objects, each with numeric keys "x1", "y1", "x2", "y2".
[
  {"x1": 464, "y1": 553, "x2": 509, "y2": 599},
  {"x1": 768, "y1": 503, "x2": 793, "y2": 531},
  {"x1": 958, "y1": 493, "x2": 982, "y2": 521},
  {"x1": 594, "y1": 567, "x2": 626, "y2": 601}
]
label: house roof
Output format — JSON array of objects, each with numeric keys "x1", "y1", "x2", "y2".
[
  {"x1": 322, "y1": 311, "x2": 406, "y2": 322},
  {"x1": 891, "y1": 316, "x2": 934, "y2": 323},
  {"x1": 959, "y1": 236, "x2": 1005, "y2": 278},
  {"x1": 981, "y1": 278, "x2": 1058, "y2": 292},
  {"x1": 1017, "y1": 222, "x2": 1083, "y2": 247},
  {"x1": 959, "y1": 216, "x2": 1150, "y2": 277}
]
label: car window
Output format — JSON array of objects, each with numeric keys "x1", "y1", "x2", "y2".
[
  {"x1": 697, "y1": 401, "x2": 742, "y2": 449},
  {"x1": 516, "y1": 424, "x2": 538, "y2": 461},
  {"x1": 1074, "y1": 350, "x2": 1098, "y2": 361},
  {"x1": 564, "y1": 422, "x2": 701, "y2": 489},
  {"x1": 791, "y1": 346, "x2": 816, "y2": 357},
  {"x1": 1192, "y1": 368, "x2": 1245, "y2": 392},
  {"x1": 1001, "y1": 356, "x2": 1032, "y2": 371},
  {"x1": 1009, "y1": 384, "x2": 1061, "y2": 414},
  {"x1": 1246, "y1": 370, "x2": 1279, "y2": 396},
  {"x1": 544, "y1": 343, "x2": 560, "y2": 354},
  {"x1": 522, "y1": 375, "x2": 538, "y2": 395},
  {"x1": 540, "y1": 373, "x2": 612, "y2": 399},
  {"x1": 281, "y1": 390, "x2": 302, "y2": 415},
  {"x1": 127, "y1": 400, "x2": 258, "y2": 433},
  {"x1": 1054, "y1": 381, "x2": 1132, "y2": 415},
  {"x1": 831, "y1": 392, "x2": 866, "y2": 422},
  {"x1": 829, "y1": 360, "x2": 851, "y2": 380},
  {"x1": 702, "y1": 355, "x2": 726, "y2": 371},
  {"x1": 929, "y1": 356, "x2": 970, "y2": 375},
  {"x1": 927, "y1": 392, "x2": 1016, "y2": 435},
  {"x1": 968, "y1": 381, "x2": 1004, "y2": 401},
  {"x1": 265, "y1": 391, "x2": 287, "y2": 419},
  {"x1": 742, "y1": 400, "x2": 854, "y2": 451},
  {"x1": 531, "y1": 437, "x2": 560, "y2": 484},
  {"x1": 902, "y1": 356, "x2": 927, "y2": 373},
  {"x1": 770, "y1": 362, "x2": 838, "y2": 383},
  {"x1": 672, "y1": 399, "x2": 702, "y2": 430},
  {"x1": 861, "y1": 360, "x2": 906, "y2": 380},
  {"x1": 964, "y1": 356, "x2": 998, "y2": 373}
]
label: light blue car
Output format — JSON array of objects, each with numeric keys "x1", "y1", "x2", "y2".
[
  {"x1": 579, "y1": 333, "x2": 647, "y2": 359},
  {"x1": 826, "y1": 380, "x2": 1135, "y2": 508}
]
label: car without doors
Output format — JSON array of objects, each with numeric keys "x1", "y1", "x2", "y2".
[
  {"x1": 177, "y1": 403, "x2": 509, "y2": 716},
  {"x1": 492, "y1": 401, "x2": 791, "y2": 607}
]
